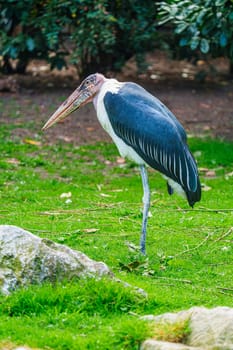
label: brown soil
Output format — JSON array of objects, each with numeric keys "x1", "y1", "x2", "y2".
[{"x1": 1, "y1": 51, "x2": 232, "y2": 145}]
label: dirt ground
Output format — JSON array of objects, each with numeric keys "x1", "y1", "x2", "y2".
[{"x1": 1, "y1": 51, "x2": 232, "y2": 144}]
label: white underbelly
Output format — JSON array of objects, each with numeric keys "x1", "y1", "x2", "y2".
[
  {"x1": 100, "y1": 113, "x2": 144, "y2": 164},
  {"x1": 163, "y1": 175, "x2": 186, "y2": 199},
  {"x1": 110, "y1": 133, "x2": 144, "y2": 164}
]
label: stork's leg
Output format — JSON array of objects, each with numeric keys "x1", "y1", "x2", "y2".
[{"x1": 139, "y1": 165, "x2": 150, "y2": 255}]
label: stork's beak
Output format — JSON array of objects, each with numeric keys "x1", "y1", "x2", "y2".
[{"x1": 42, "y1": 86, "x2": 92, "y2": 131}]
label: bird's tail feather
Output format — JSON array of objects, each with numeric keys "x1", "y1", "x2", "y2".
[
  {"x1": 165, "y1": 146, "x2": 201, "y2": 207},
  {"x1": 186, "y1": 177, "x2": 201, "y2": 207},
  {"x1": 184, "y1": 148, "x2": 201, "y2": 207}
]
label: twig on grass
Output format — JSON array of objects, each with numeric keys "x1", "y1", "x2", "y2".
[
  {"x1": 173, "y1": 232, "x2": 211, "y2": 258},
  {"x1": 217, "y1": 286, "x2": 233, "y2": 292},
  {"x1": 172, "y1": 227, "x2": 232, "y2": 258},
  {"x1": 212, "y1": 227, "x2": 233, "y2": 243},
  {"x1": 156, "y1": 276, "x2": 192, "y2": 284},
  {"x1": 217, "y1": 290, "x2": 233, "y2": 297}
]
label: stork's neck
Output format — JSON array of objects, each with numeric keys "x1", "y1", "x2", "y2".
[{"x1": 93, "y1": 78, "x2": 123, "y2": 110}]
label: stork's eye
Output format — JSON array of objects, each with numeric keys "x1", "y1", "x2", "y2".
[{"x1": 85, "y1": 78, "x2": 93, "y2": 86}]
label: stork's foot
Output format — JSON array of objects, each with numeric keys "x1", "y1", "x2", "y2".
[
  {"x1": 140, "y1": 248, "x2": 146, "y2": 256},
  {"x1": 140, "y1": 239, "x2": 146, "y2": 255}
]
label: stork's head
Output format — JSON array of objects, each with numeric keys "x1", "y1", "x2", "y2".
[{"x1": 42, "y1": 73, "x2": 106, "y2": 130}]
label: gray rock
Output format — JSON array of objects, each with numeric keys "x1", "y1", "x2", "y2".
[
  {"x1": 0, "y1": 225, "x2": 111, "y2": 294},
  {"x1": 187, "y1": 306, "x2": 233, "y2": 348},
  {"x1": 141, "y1": 340, "x2": 200, "y2": 350},
  {"x1": 141, "y1": 306, "x2": 233, "y2": 350}
]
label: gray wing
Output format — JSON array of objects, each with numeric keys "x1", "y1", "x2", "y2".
[{"x1": 104, "y1": 83, "x2": 201, "y2": 206}]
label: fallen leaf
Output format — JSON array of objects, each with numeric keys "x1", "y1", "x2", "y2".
[
  {"x1": 225, "y1": 171, "x2": 233, "y2": 177},
  {"x1": 221, "y1": 246, "x2": 230, "y2": 251},
  {"x1": 58, "y1": 136, "x2": 73, "y2": 142},
  {"x1": 24, "y1": 139, "x2": 41, "y2": 146},
  {"x1": 100, "y1": 193, "x2": 111, "y2": 197},
  {"x1": 205, "y1": 170, "x2": 216, "y2": 177},
  {"x1": 65, "y1": 199, "x2": 72, "y2": 204},
  {"x1": 6, "y1": 158, "x2": 20, "y2": 165},
  {"x1": 96, "y1": 184, "x2": 103, "y2": 191},
  {"x1": 150, "y1": 74, "x2": 159, "y2": 80},
  {"x1": 60, "y1": 192, "x2": 72, "y2": 198},
  {"x1": 83, "y1": 228, "x2": 99, "y2": 233},
  {"x1": 116, "y1": 157, "x2": 126, "y2": 164},
  {"x1": 199, "y1": 167, "x2": 210, "y2": 172},
  {"x1": 202, "y1": 184, "x2": 212, "y2": 191},
  {"x1": 200, "y1": 103, "x2": 211, "y2": 109},
  {"x1": 109, "y1": 189, "x2": 123, "y2": 192},
  {"x1": 196, "y1": 60, "x2": 205, "y2": 66}
]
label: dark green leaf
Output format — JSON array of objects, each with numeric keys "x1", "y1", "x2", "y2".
[
  {"x1": 219, "y1": 33, "x2": 227, "y2": 47},
  {"x1": 179, "y1": 37, "x2": 188, "y2": 46},
  {"x1": 190, "y1": 36, "x2": 200, "y2": 50},
  {"x1": 158, "y1": 0, "x2": 233, "y2": 63},
  {"x1": 26, "y1": 38, "x2": 35, "y2": 52},
  {"x1": 229, "y1": 12, "x2": 233, "y2": 21},
  {"x1": 175, "y1": 23, "x2": 189, "y2": 34},
  {"x1": 215, "y1": 0, "x2": 226, "y2": 6},
  {"x1": 9, "y1": 46, "x2": 17, "y2": 59},
  {"x1": 200, "y1": 38, "x2": 210, "y2": 53}
]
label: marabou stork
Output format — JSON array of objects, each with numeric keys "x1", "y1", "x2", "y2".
[{"x1": 43, "y1": 73, "x2": 201, "y2": 254}]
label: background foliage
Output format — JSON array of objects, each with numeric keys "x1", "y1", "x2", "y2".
[
  {"x1": 0, "y1": 0, "x2": 156, "y2": 76},
  {"x1": 1, "y1": 0, "x2": 233, "y2": 76},
  {"x1": 158, "y1": 0, "x2": 233, "y2": 71}
]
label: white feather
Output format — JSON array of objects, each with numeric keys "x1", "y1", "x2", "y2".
[
  {"x1": 179, "y1": 156, "x2": 184, "y2": 186},
  {"x1": 168, "y1": 154, "x2": 172, "y2": 173},
  {"x1": 173, "y1": 154, "x2": 177, "y2": 177},
  {"x1": 184, "y1": 156, "x2": 190, "y2": 191}
]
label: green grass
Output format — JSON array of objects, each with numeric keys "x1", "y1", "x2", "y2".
[{"x1": 0, "y1": 123, "x2": 233, "y2": 349}]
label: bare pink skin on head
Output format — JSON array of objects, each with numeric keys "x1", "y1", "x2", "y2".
[{"x1": 42, "y1": 73, "x2": 106, "y2": 131}]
